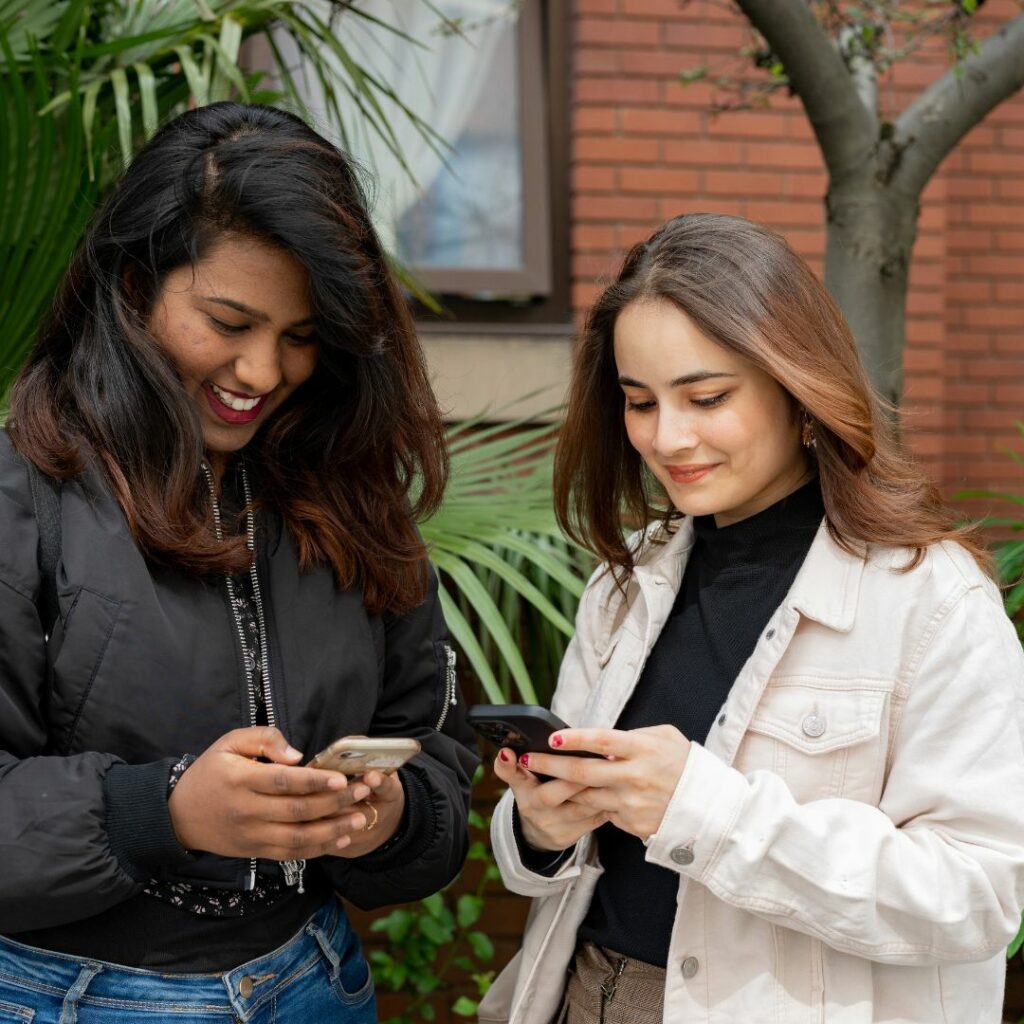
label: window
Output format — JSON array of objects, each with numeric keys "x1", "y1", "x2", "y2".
[{"x1": 262, "y1": 0, "x2": 570, "y2": 327}]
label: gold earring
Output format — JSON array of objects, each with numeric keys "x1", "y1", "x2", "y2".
[{"x1": 801, "y1": 412, "x2": 816, "y2": 450}]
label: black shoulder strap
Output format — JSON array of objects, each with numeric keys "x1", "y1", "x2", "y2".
[{"x1": 27, "y1": 462, "x2": 62, "y2": 637}]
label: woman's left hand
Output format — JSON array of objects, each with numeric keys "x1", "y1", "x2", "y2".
[
  {"x1": 519, "y1": 726, "x2": 691, "y2": 843},
  {"x1": 330, "y1": 769, "x2": 405, "y2": 857}
]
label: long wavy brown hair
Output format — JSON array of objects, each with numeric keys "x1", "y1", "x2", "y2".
[
  {"x1": 7, "y1": 103, "x2": 446, "y2": 614},
  {"x1": 554, "y1": 213, "x2": 991, "y2": 578}
]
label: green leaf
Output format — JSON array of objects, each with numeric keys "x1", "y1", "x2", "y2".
[
  {"x1": 133, "y1": 62, "x2": 158, "y2": 139},
  {"x1": 452, "y1": 997, "x2": 479, "y2": 1017},
  {"x1": 422, "y1": 1003, "x2": 436, "y2": 1022},
  {"x1": 467, "y1": 930, "x2": 495, "y2": 961},
  {"x1": 420, "y1": 915, "x2": 453, "y2": 945},
  {"x1": 456, "y1": 893, "x2": 482, "y2": 927},
  {"x1": 110, "y1": 67, "x2": 133, "y2": 167},
  {"x1": 421, "y1": 892, "x2": 445, "y2": 918}
]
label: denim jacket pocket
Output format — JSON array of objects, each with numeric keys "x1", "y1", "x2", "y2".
[{"x1": 739, "y1": 679, "x2": 893, "y2": 804}]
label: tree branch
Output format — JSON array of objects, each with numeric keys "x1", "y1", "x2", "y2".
[
  {"x1": 894, "y1": 13, "x2": 1024, "y2": 198},
  {"x1": 734, "y1": 0, "x2": 878, "y2": 182}
]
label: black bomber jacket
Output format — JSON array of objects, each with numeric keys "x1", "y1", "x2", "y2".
[{"x1": 0, "y1": 430, "x2": 479, "y2": 935}]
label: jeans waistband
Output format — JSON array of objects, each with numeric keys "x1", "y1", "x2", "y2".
[{"x1": 0, "y1": 898, "x2": 341, "y2": 1015}]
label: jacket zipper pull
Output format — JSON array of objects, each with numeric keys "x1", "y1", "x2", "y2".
[{"x1": 282, "y1": 859, "x2": 306, "y2": 893}]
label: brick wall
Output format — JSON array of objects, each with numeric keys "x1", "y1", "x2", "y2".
[{"x1": 572, "y1": 0, "x2": 1024, "y2": 519}]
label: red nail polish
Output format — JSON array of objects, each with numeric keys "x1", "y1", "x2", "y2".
[
  {"x1": 498, "y1": 750, "x2": 510, "y2": 763},
  {"x1": 520, "y1": 753, "x2": 530, "y2": 767},
  {"x1": 551, "y1": 734, "x2": 564, "y2": 748}
]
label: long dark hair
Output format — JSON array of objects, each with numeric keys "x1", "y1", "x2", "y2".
[
  {"x1": 7, "y1": 102, "x2": 447, "y2": 614},
  {"x1": 554, "y1": 213, "x2": 990, "y2": 578}
]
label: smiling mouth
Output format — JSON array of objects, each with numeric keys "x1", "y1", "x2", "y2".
[
  {"x1": 202, "y1": 382, "x2": 268, "y2": 424},
  {"x1": 666, "y1": 464, "x2": 719, "y2": 484}
]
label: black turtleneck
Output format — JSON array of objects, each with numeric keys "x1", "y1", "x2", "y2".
[{"x1": 577, "y1": 478, "x2": 825, "y2": 965}]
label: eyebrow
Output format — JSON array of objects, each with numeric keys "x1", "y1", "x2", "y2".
[
  {"x1": 618, "y1": 370, "x2": 738, "y2": 389},
  {"x1": 200, "y1": 296, "x2": 316, "y2": 328}
]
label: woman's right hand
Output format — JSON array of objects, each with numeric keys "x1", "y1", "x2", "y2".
[
  {"x1": 168, "y1": 727, "x2": 373, "y2": 860},
  {"x1": 493, "y1": 748, "x2": 608, "y2": 852}
]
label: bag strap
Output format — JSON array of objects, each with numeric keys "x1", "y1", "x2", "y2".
[{"x1": 27, "y1": 461, "x2": 62, "y2": 637}]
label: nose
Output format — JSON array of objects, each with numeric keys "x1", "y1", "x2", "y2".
[
  {"x1": 233, "y1": 332, "x2": 283, "y2": 396},
  {"x1": 652, "y1": 405, "x2": 699, "y2": 458}
]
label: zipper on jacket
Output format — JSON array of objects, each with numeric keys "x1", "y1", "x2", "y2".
[
  {"x1": 202, "y1": 463, "x2": 305, "y2": 893},
  {"x1": 599, "y1": 956, "x2": 628, "y2": 1023},
  {"x1": 435, "y1": 642, "x2": 458, "y2": 731}
]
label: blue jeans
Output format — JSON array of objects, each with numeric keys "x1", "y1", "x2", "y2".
[{"x1": 0, "y1": 899, "x2": 375, "y2": 1023}]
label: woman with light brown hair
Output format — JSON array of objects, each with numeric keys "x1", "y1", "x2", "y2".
[{"x1": 481, "y1": 213, "x2": 1024, "y2": 1024}]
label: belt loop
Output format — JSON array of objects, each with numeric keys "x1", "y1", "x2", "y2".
[
  {"x1": 60, "y1": 963, "x2": 102, "y2": 1024},
  {"x1": 307, "y1": 918, "x2": 341, "y2": 979}
]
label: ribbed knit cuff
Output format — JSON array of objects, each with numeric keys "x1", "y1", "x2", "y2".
[
  {"x1": 354, "y1": 764, "x2": 436, "y2": 871},
  {"x1": 103, "y1": 758, "x2": 194, "y2": 882},
  {"x1": 513, "y1": 803, "x2": 575, "y2": 876}
]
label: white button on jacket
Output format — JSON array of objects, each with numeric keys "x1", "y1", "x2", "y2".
[{"x1": 479, "y1": 518, "x2": 1024, "y2": 1024}]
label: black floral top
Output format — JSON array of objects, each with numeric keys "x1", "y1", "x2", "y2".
[{"x1": 141, "y1": 526, "x2": 291, "y2": 915}]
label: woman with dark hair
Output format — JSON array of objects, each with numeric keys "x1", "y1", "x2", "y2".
[
  {"x1": 0, "y1": 102, "x2": 477, "y2": 1019},
  {"x1": 481, "y1": 214, "x2": 1024, "y2": 1024}
]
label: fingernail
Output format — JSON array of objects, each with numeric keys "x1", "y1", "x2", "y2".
[
  {"x1": 498, "y1": 750, "x2": 511, "y2": 763},
  {"x1": 336, "y1": 836, "x2": 350, "y2": 849},
  {"x1": 519, "y1": 753, "x2": 530, "y2": 768},
  {"x1": 327, "y1": 774, "x2": 347, "y2": 790},
  {"x1": 285, "y1": 745, "x2": 302, "y2": 759},
  {"x1": 353, "y1": 786, "x2": 371, "y2": 802},
  {"x1": 550, "y1": 733, "x2": 564, "y2": 748}
]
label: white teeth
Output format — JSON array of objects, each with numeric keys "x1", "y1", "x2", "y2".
[{"x1": 210, "y1": 383, "x2": 262, "y2": 412}]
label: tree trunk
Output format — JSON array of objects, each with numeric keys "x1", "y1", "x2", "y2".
[{"x1": 823, "y1": 177, "x2": 919, "y2": 408}]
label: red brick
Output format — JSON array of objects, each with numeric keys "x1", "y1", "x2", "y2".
[
  {"x1": 994, "y1": 281, "x2": 1024, "y2": 303},
  {"x1": 619, "y1": 106, "x2": 703, "y2": 135},
  {"x1": 575, "y1": 136, "x2": 660, "y2": 163},
  {"x1": 574, "y1": 224, "x2": 617, "y2": 250},
  {"x1": 574, "y1": 107, "x2": 617, "y2": 133},
  {"x1": 705, "y1": 169, "x2": 785, "y2": 196},
  {"x1": 744, "y1": 141, "x2": 824, "y2": 170},
  {"x1": 664, "y1": 21, "x2": 747, "y2": 48},
  {"x1": 573, "y1": 194, "x2": 661, "y2": 222},
  {"x1": 577, "y1": 17, "x2": 660, "y2": 46},
  {"x1": 576, "y1": 0, "x2": 618, "y2": 11},
  {"x1": 621, "y1": 49, "x2": 691, "y2": 77},
  {"x1": 572, "y1": 165, "x2": 616, "y2": 192},
  {"x1": 663, "y1": 138, "x2": 743, "y2": 166},
  {"x1": 576, "y1": 77, "x2": 660, "y2": 104},
  {"x1": 620, "y1": 0, "x2": 688, "y2": 17},
  {"x1": 745, "y1": 200, "x2": 823, "y2": 226},
  {"x1": 620, "y1": 167, "x2": 701, "y2": 193},
  {"x1": 576, "y1": 48, "x2": 622, "y2": 74},
  {"x1": 706, "y1": 110, "x2": 793, "y2": 139}
]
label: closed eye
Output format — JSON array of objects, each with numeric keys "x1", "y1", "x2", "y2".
[
  {"x1": 207, "y1": 315, "x2": 248, "y2": 335},
  {"x1": 625, "y1": 398, "x2": 655, "y2": 412},
  {"x1": 692, "y1": 392, "x2": 729, "y2": 408}
]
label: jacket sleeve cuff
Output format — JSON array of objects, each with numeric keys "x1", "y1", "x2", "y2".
[
  {"x1": 513, "y1": 803, "x2": 575, "y2": 876},
  {"x1": 103, "y1": 758, "x2": 193, "y2": 882},
  {"x1": 644, "y1": 742, "x2": 748, "y2": 879},
  {"x1": 353, "y1": 764, "x2": 435, "y2": 871}
]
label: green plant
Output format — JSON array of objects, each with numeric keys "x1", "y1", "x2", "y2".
[
  {"x1": 369, "y1": 767, "x2": 500, "y2": 1023},
  {"x1": 421, "y1": 411, "x2": 590, "y2": 707}
]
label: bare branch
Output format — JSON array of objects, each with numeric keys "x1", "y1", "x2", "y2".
[
  {"x1": 735, "y1": 0, "x2": 878, "y2": 181},
  {"x1": 894, "y1": 13, "x2": 1024, "y2": 197}
]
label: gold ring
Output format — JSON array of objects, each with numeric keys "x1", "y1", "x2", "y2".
[{"x1": 363, "y1": 802, "x2": 379, "y2": 832}]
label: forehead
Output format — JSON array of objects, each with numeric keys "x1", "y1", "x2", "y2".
[
  {"x1": 613, "y1": 299, "x2": 743, "y2": 378},
  {"x1": 165, "y1": 234, "x2": 312, "y2": 318}
]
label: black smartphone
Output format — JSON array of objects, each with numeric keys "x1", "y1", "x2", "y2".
[{"x1": 467, "y1": 704, "x2": 604, "y2": 762}]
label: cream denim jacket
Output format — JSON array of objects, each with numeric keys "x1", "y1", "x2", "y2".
[{"x1": 480, "y1": 519, "x2": 1024, "y2": 1024}]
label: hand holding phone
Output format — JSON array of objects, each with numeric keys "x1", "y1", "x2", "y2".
[{"x1": 467, "y1": 705, "x2": 604, "y2": 782}]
